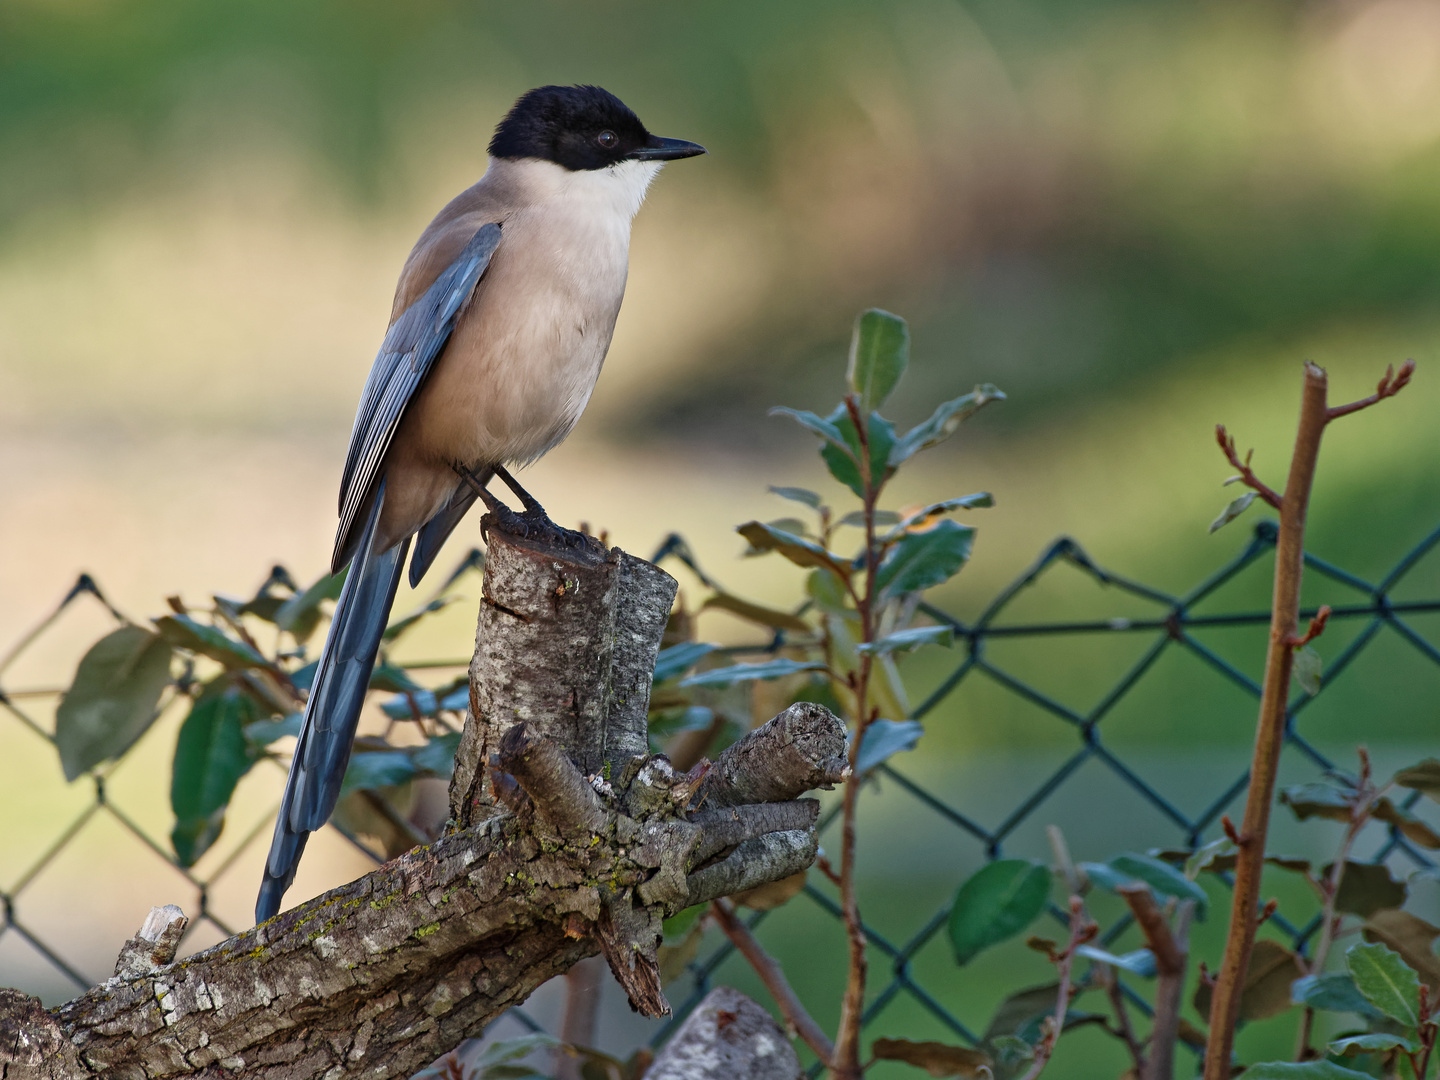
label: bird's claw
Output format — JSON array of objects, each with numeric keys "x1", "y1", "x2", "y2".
[{"x1": 484, "y1": 503, "x2": 597, "y2": 552}]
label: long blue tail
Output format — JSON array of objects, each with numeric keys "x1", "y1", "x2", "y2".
[{"x1": 256, "y1": 478, "x2": 409, "y2": 924}]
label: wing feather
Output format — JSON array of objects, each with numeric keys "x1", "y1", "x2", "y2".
[{"x1": 332, "y1": 222, "x2": 502, "y2": 568}]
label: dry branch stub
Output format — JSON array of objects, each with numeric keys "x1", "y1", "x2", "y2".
[{"x1": 450, "y1": 521, "x2": 677, "y2": 829}]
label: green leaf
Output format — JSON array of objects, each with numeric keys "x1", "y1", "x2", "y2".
[
  {"x1": 821, "y1": 410, "x2": 897, "y2": 499},
  {"x1": 1328, "y1": 1033, "x2": 1419, "y2": 1057},
  {"x1": 1327, "y1": 861, "x2": 1407, "y2": 918},
  {"x1": 948, "y1": 859, "x2": 1051, "y2": 965},
  {"x1": 382, "y1": 689, "x2": 438, "y2": 720},
  {"x1": 988, "y1": 1036, "x2": 1033, "y2": 1070},
  {"x1": 652, "y1": 642, "x2": 721, "y2": 683},
  {"x1": 1362, "y1": 909, "x2": 1440, "y2": 993},
  {"x1": 984, "y1": 984, "x2": 1061, "y2": 1042},
  {"x1": 274, "y1": 567, "x2": 346, "y2": 643},
  {"x1": 768, "y1": 406, "x2": 857, "y2": 460},
  {"x1": 1080, "y1": 853, "x2": 1208, "y2": 916},
  {"x1": 857, "y1": 624, "x2": 955, "y2": 656},
  {"x1": 736, "y1": 521, "x2": 853, "y2": 580},
  {"x1": 1209, "y1": 491, "x2": 1257, "y2": 534},
  {"x1": 1185, "y1": 837, "x2": 1237, "y2": 879},
  {"x1": 1290, "y1": 973, "x2": 1384, "y2": 1019},
  {"x1": 701, "y1": 591, "x2": 812, "y2": 633},
  {"x1": 889, "y1": 385, "x2": 1005, "y2": 467},
  {"x1": 55, "y1": 626, "x2": 175, "y2": 781},
  {"x1": 170, "y1": 687, "x2": 259, "y2": 865},
  {"x1": 1074, "y1": 945, "x2": 1157, "y2": 977},
  {"x1": 846, "y1": 309, "x2": 909, "y2": 413},
  {"x1": 1293, "y1": 646, "x2": 1322, "y2": 696},
  {"x1": 368, "y1": 662, "x2": 422, "y2": 693},
  {"x1": 648, "y1": 706, "x2": 716, "y2": 744},
  {"x1": 411, "y1": 732, "x2": 462, "y2": 777},
  {"x1": 883, "y1": 495, "x2": 994, "y2": 540},
  {"x1": 761, "y1": 517, "x2": 811, "y2": 538},
  {"x1": 806, "y1": 568, "x2": 853, "y2": 616},
  {"x1": 171, "y1": 688, "x2": 259, "y2": 820},
  {"x1": 339, "y1": 749, "x2": 418, "y2": 798},
  {"x1": 237, "y1": 565, "x2": 298, "y2": 624},
  {"x1": 854, "y1": 718, "x2": 924, "y2": 774},
  {"x1": 1395, "y1": 758, "x2": 1440, "y2": 802},
  {"x1": 466, "y1": 1035, "x2": 562, "y2": 1076},
  {"x1": 171, "y1": 816, "x2": 226, "y2": 871},
  {"x1": 154, "y1": 614, "x2": 268, "y2": 671},
  {"x1": 768, "y1": 485, "x2": 822, "y2": 509},
  {"x1": 1372, "y1": 798, "x2": 1440, "y2": 848},
  {"x1": 981, "y1": 983, "x2": 1102, "y2": 1048},
  {"x1": 1240, "y1": 1063, "x2": 1372, "y2": 1080},
  {"x1": 1193, "y1": 939, "x2": 1302, "y2": 1021},
  {"x1": 1347, "y1": 941, "x2": 1422, "y2": 1026},
  {"x1": 679, "y1": 658, "x2": 825, "y2": 688},
  {"x1": 839, "y1": 509, "x2": 901, "y2": 528},
  {"x1": 875, "y1": 519, "x2": 976, "y2": 602},
  {"x1": 1280, "y1": 782, "x2": 1353, "y2": 822},
  {"x1": 662, "y1": 903, "x2": 705, "y2": 941},
  {"x1": 244, "y1": 712, "x2": 301, "y2": 748},
  {"x1": 869, "y1": 1038, "x2": 990, "y2": 1079}
]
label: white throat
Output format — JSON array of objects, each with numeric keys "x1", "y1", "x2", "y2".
[{"x1": 485, "y1": 156, "x2": 663, "y2": 221}]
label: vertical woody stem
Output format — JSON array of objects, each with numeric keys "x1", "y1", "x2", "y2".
[
  {"x1": 834, "y1": 394, "x2": 876, "y2": 1080},
  {"x1": 1203, "y1": 363, "x2": 1329, "y2": 1078}
]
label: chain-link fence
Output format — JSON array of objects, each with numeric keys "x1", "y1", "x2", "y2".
[{"x1": 4, "y1": 517, "x2": 1440, "y2": 1070}]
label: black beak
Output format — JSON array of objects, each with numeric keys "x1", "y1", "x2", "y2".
[{"x1": 629, "y1": 134, "x2": 707, "y2": 161}]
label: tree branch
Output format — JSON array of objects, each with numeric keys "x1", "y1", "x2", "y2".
[
  {"x1": 1, "y1": 521, "x2": 841, "y2": 1080},
  {"x1": 1119, "y1": 887, "x2": 1192, "y2": 1080},
  {"x1": 1214, "y1": 425, "x2": 1284, "y2": 511},
  {"x1": 1204, "y1": 360, "x2": 1414, "y2": 1079},
  {"x1": 1325, "y1": 360, "x2": 1415, "y2": 421},
  {"x1": 1016, "y1": 896, "x2": 1096, "y2": 1080},
  {"x1": 710, "y1": 897, "x2": 836, "y2": 1065}
]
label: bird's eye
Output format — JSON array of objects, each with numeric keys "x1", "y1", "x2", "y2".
[{"x1": 596, "y1": 130, "x2": 618, "y2": 149}]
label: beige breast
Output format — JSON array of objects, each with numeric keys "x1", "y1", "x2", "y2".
[{"x1": 370, "y1": 156, "x2": 657, "y2": 550}]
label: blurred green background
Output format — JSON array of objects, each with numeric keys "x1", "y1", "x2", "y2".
[{"x1": 2, "y1": 1, "x2": 1439, "y2": 1076}]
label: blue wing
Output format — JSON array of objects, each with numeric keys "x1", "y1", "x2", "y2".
[{"x1": 332, "y1": 222, "x2": 503, "y2": 571}]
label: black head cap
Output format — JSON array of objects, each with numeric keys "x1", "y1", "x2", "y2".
[{"x1": 489, "y1": 85, "x2": 705, "y2": 171}]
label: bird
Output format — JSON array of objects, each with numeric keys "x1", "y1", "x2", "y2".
[{"x1": 255, "y1": 84, "x2": 705, "y2": 923}]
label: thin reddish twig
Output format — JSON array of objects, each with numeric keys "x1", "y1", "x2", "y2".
[
  {"x1": 1288, "y1": 605, "x2": 1331, "y2": 648},
  {"x1": 1215, "y1": 426, "x2": 1284, "y2": 510},
  {"x1": 1325, "y1": 360, "x2": 1415, "y2": 421},
  {"x1": 1016, "y1": 897, "x2": 1097, "y2": 1080},
  {"x1": 814, "y1": 852, "x2": 843, "y2": 888},
  {"x1": 711, "y1": 898, "x2": 836, "y2": 1066}
]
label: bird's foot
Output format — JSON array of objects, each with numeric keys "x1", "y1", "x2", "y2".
[{"x1": 484, "y1": 501, "x2": 597, "y2": 552}]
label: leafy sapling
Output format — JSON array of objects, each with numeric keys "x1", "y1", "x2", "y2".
[{"x1": 646, "y1": 308, "x2": 1003, "y2": 1078}]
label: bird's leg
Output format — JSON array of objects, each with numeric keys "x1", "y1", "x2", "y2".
[
  {"x1": 492, "y1": 465, "x2": 545, "y2": 515},
  {"x1": 453, "y1": 463, "x2": 530, "y2": 542},
  {"x1": 453, "y1": 463, "x2": 506, "y2": 514},
  {"x1": 491, "y1": 465, "x2": 593, "y2": 550}
]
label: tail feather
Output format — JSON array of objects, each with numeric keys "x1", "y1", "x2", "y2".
[
  {"x1": 256, "y1": 478, "x2": 408, "y2": 924},
  {"x1": 408, "y1": 475, "x2": 484, "y2": 589}
]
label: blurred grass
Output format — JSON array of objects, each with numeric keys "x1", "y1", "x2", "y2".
[{"x1": 3, "y1": 0, "x2": 1440, "y2": 1072}]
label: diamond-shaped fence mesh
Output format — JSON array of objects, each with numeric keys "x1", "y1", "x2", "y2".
[{"x1": 3, "y1": 517, "x2": 1439, "y2": 1070}]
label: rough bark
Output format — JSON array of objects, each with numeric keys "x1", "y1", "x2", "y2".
[
  {"x1": 1, "y1": 522, "x2": 844, "y2": 1080},
  {"x1": 645, "y1": 987, "x2": 801, "y2": 1080},
  {"x1": 695, "y1": 703, "x2": 849, "y2": 810},
  {"x1": 450, "y1": 525, "x2": 675, "y2": 829}
]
